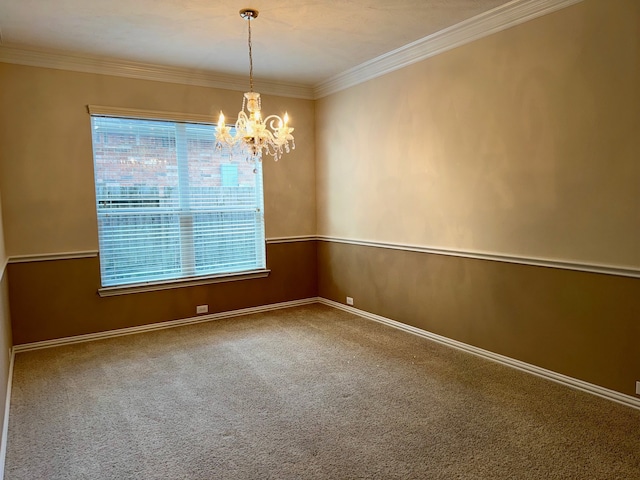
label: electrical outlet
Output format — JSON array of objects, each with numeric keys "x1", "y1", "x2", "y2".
[
  {"x1": 346, "y1": 296, "x2": 354, "y2": 306},
  {"x1": 196, "y1": 305, "x2": 208, "y2": 314},
  {"x1": 636, "y1": 381, "x2": 640, "y2": 396}
]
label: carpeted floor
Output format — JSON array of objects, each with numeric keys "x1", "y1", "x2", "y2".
[{"x1": 4, "y1": 304, "x2": 640, "y2": 479}]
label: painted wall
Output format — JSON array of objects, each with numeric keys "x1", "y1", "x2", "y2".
[
  {"x1": 8, "y1": 242, "x2": 317, "y2": 344},
  {"x1": 0, "y1": 64, "x2": 317, "y2": 343},
  {"x1": 0, "y1": 195, "x2": 6, "y2": 270},
  {"x1": 316, "y1": 0, "x2": 640, "y2": 396},
  {"x1": 318, "y1": 241, "x2": 640, "y2": 396},
  {"x1": 317, "y1": 0, "x2": 639, "y2": 269},
  {"x1": 0, "y1": 64, "x2": 316, "y2": 255}
]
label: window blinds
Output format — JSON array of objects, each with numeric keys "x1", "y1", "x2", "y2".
[{"x1": 90, "y1": 114, "x2": 265, "y2": 287}]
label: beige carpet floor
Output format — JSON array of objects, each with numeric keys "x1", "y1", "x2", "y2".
[{"x1": 5, "y1": 304, "x2": 640, "y2": 479}]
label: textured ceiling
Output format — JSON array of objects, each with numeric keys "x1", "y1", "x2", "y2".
[{"x1": 0, "y1": 0, "x2": 512, "y2": 85}]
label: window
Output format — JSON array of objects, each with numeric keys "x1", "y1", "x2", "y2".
[{"x1": 89, "y1": 109, "x2": 266, "y2": 288}]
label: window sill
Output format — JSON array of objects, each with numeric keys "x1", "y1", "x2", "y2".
[{"x1": 97, "y1": 269, "x2": 271, "y2": 297}]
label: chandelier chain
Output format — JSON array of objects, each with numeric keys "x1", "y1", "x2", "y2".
[{"x1": 247, "y1": 15, "x2": 254, "y2": 92}]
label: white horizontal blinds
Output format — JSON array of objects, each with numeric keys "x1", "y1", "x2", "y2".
[
  {"x1": 91, "y1": 114, "x2": 265, "y2": 287},
  {"x1": 184, "y1": 123, "x2": 265, "y2": 276}
]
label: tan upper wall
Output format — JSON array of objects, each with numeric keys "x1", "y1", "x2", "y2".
[
  {"x1": 316, "y1": 0, "x2": 640, "y2": 269},
  {"x1": 0, "y1": 191, "x2": 6, "y2": 269},
  {"x1": 0, "y1": 64, "x2": 316, "y2": 256}
]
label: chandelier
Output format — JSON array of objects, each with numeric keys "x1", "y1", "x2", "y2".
[{"x1": 215, "y1": 8, "x2": 295, "y2": 161}]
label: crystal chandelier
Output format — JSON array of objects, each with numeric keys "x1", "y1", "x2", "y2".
[{"x1": 215, "y1": 8, "x2": 295, "y2": 161}]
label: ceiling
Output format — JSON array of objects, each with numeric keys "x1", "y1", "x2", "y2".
[{"x1": 0, "y1": 0, "x2": 513, "y2": 87}]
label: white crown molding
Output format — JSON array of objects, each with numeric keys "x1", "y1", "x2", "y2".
[
  {"x1": 314, "y1": 0, "x2": 584, "y2": 98},
  {"x1": 0, "y1": 45, "x2": 315, "y2": 100},
  {"x1": 0, "y1": 0, "x2": 582, "y2": 102},
  {"x1": 319, "y1": 298, "x2": 640, "y2": 410}
]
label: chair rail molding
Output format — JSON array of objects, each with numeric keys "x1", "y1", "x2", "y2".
[{"x1": 317, "y1": 236, "x2": 640, "y2": 279}]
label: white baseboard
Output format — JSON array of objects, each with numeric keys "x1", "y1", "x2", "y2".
[
  {"x1": 13, "y1": 297, "x2": 321, "y2": 353},
  {"x1": 318, "y1": 298, "x2": 640, "y2": 411},
  {"x1": 0, "y1": 348, "x2": 15, "y2": 480}
]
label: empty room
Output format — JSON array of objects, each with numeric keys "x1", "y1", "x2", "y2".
[{"x1": 0, "y1": 0, "x2": 638, "y2": 478}]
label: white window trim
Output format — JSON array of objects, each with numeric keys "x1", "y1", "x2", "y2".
[
  {"x1": 89, "y1": 104, "x2": 266, "y2": 291},
  {"x1": 97, "y1": 268, "x2": 271, "y2": 297},
  {"x1": 87, "y1": 105, "x2": 225, "y2": 124}
]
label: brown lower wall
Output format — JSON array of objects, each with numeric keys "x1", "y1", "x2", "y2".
[
  {"x1": 8, "y1": 241, "x2": 317, "y2": 345},
  {"x1": 317, "y1": 241, "x2": 640, "y2": 397}
]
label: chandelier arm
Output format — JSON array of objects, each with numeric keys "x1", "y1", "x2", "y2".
[{"x1": 262, "y1": 114, "x2": 284, "y2": 127}]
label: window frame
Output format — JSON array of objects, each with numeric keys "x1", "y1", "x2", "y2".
[{"x1": 87, "y1": 105, "x2": 270, "y2": 296}]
